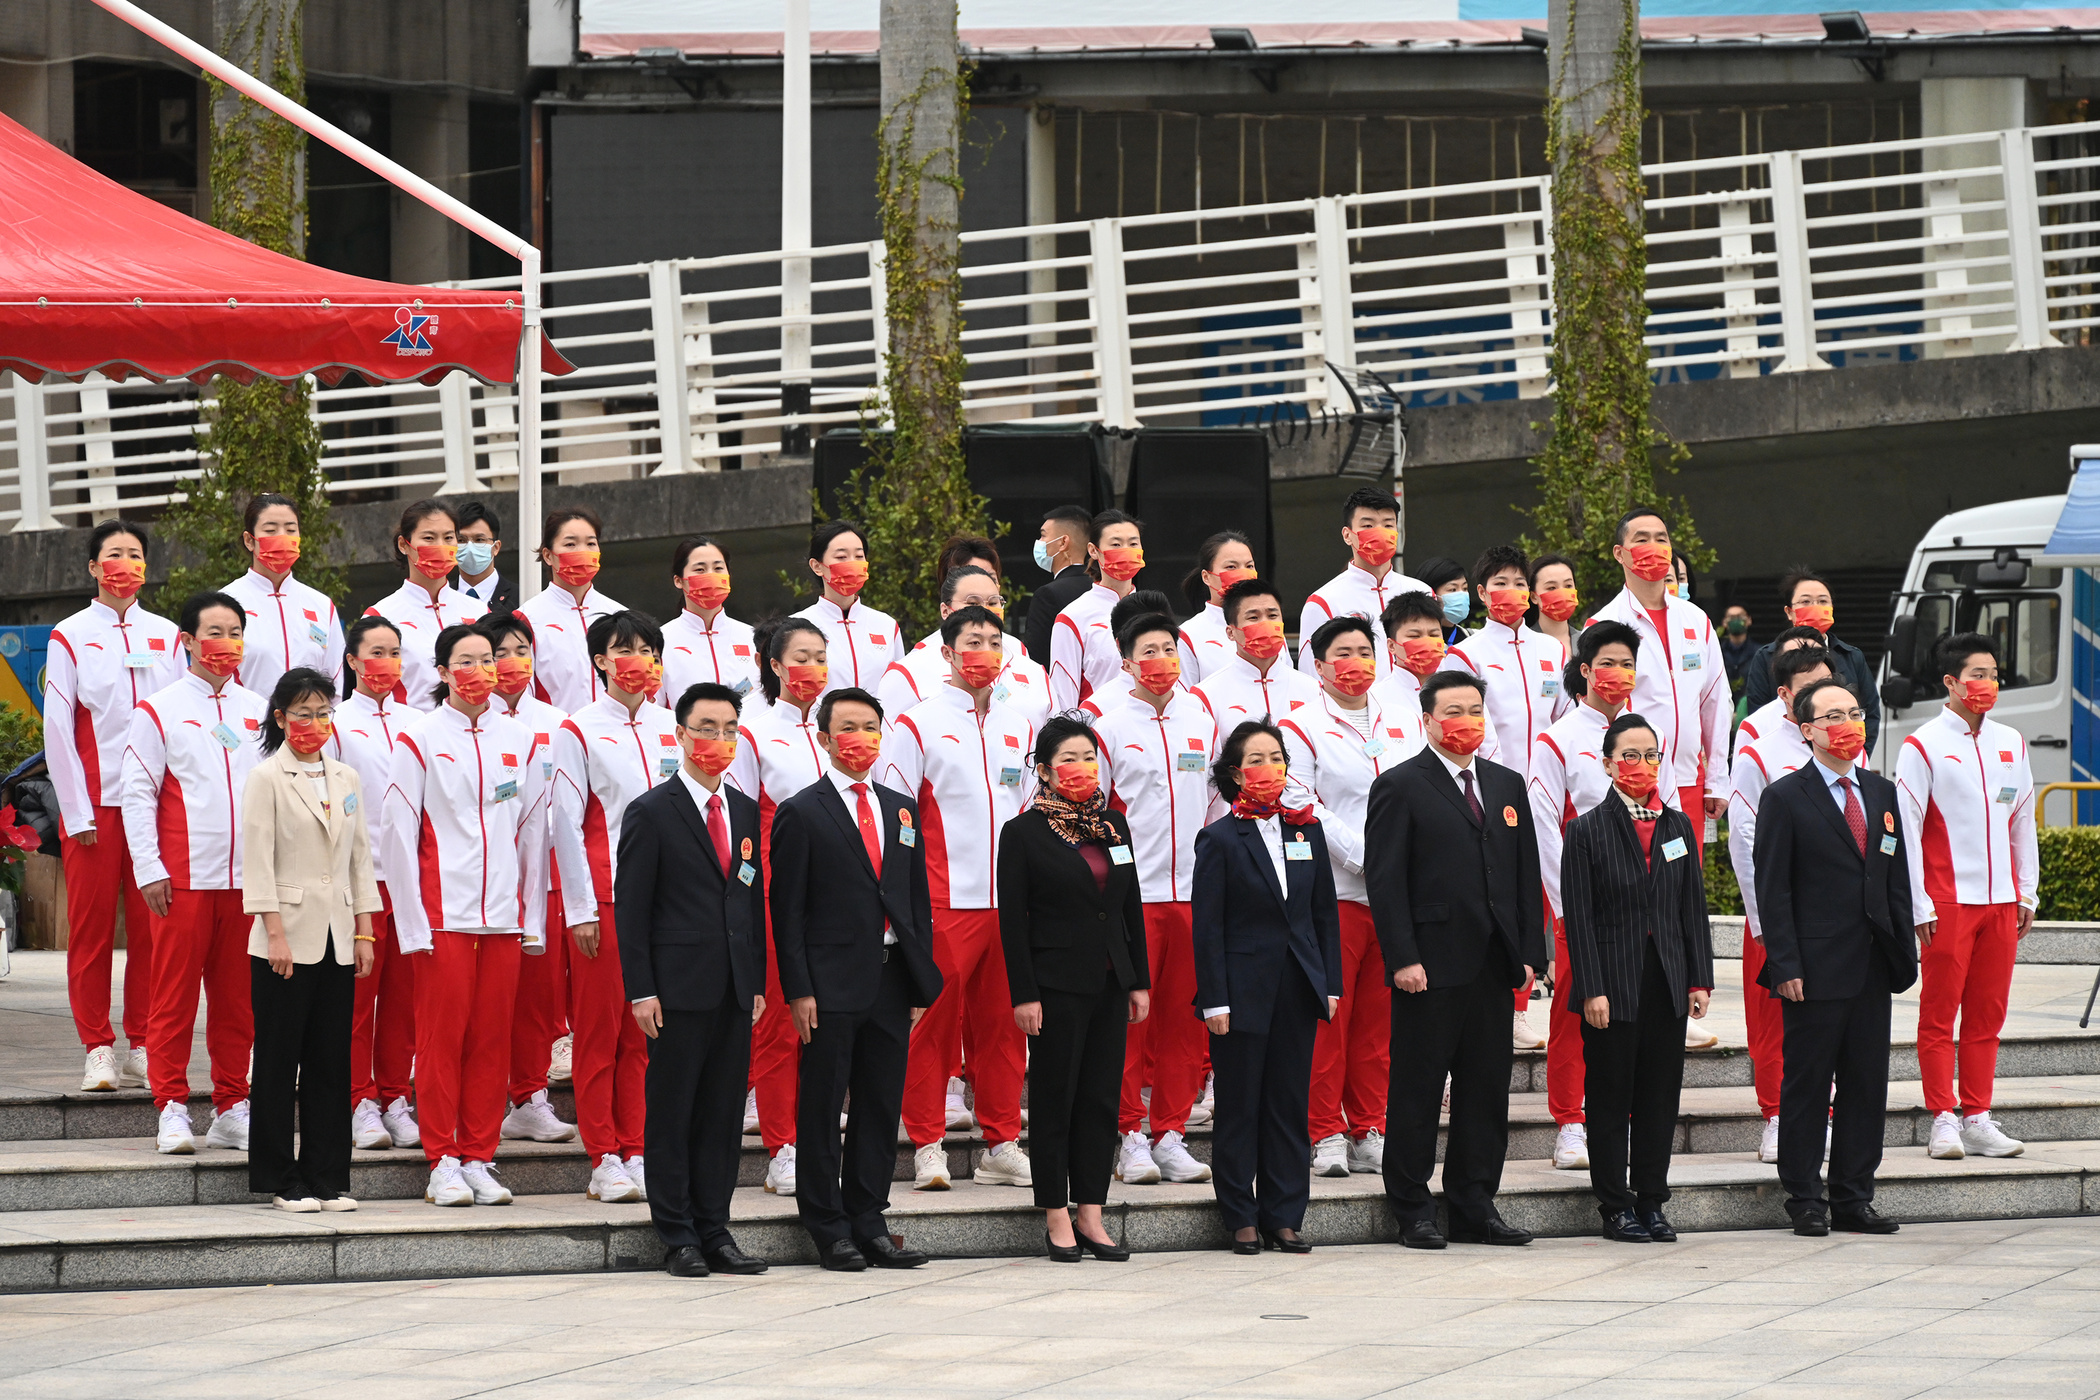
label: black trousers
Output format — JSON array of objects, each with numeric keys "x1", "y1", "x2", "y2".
[
  {"x1": 1211, "y1": 969, "x2": 1321, "y2": 1233},
  {"x1": 248, "y1": 953, "x2": 353, "y2": 1198},
  {"x1": 1029, "y1": 981, "x2": 1129, "y2": 1210},
  {"x1": 1779, "y1": 958, "x2": 1892, "y2": 1215},
  {"x1": 1384, "y1": 953, "x2": 1516, "y2": 1228},
  {"x1": 1580, "y1": 939, "x2": 1687, "y2": 1217},
  {"x1": 796, "y1": 952, "x2": 912, "y2": 1250},
  {"x1": 646, "y1": 1002, "x2": 751, "y2": 1253}
]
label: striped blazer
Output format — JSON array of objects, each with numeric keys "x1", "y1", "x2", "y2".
[{"x1": 1561, "y1": 796, "x2": 1714, "y2": 1019}]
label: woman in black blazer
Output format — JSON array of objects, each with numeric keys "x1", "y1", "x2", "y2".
[
  {"x1": 1000, "y1": 715, "x2": 1151, "y2": 1262},
  {"x1": 1192, "y1": 720, "x2": 1343, "y2": 1255},
  {"x1": 1561, "y1": 713, "x2": 1715, "y2": 1245}
]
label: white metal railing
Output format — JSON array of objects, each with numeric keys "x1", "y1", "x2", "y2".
[{"x1": 8, "y1": 117, "x2": 2100, "y2": 531}]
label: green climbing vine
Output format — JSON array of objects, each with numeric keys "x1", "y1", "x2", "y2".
[
  {"x1": 1523, "y1": 0, "x2": 1711, "y2": 602},
  {"x1": 159, "y1": 0, "x2": 342, "y2": 610}
]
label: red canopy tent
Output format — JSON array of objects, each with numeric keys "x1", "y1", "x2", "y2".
[{"x1": 0, "y1": 111, "x2": 571, "y2": 388}]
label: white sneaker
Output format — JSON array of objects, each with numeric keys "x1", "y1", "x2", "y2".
[
  {"x1": 1152, "y1": 1129, "x2": 1212, "y2": 1183},
  {"x1": 1116, "y1": 1131, "x2": 1161, "y2": 1184},
  {"x1": 1186, "y1": 1073, "x2": 1215, "y2": 1127},
  {"x1": 501, "y1": 1089, "x2": 576, "y2": 1142},
  {"x1": 383, "y1": 1096, "x2": 421, "y2": 1149},
  {"x1": 426, "y1": 1156, "x2": 472, "y2": 1206},
  {"x1": 1685, "y1": 1021, "x2": 1720, "y2": 1051},
  {"x1": 203, "y1": 1100, "x2": 250, "y2": 1151},
  {"x1": 742, "y1": 1088, "x2": 760, "y2": 1135},
  {"x1": 945, "y1": 1077, "x2": 975, "y2": 1131},
  {"x1": 765, "y1": 1143, "x2": 797, "y2": 1196},
  {"x1": 1512, "y1": 1011, "x2": 1547, "y2": 1050},
  {"x1": 318, "y1": 1194, "x2": 358, "y2": 1212},
  {"x1": 913, "y1": 1142, "x2": 951, "y2": 1191},
  {"x1": 1552, "y1": 1122, "x2": 1589, "y2": 1170},
  {"x1": 1759, "y1": 1115, "x2": 1780, "y2": 1164},
  {"x1": 1311, "y1": 1133, "x2": 1350, "y2": 1178},
  {"x1": 461, "y1": 1160, "x2": 512, "y2": 1205},
  {"x1": 1442, "y1": 1075, "x2": 1452, "y2": 1116},
  {"x1": 976, "y1": 1140, "x2": 1033, "y2": 1187},
  {"x1": 1825, "y1": 1122, "x2": 1833, "y2": 1162},
  {"x1": 624, "y1": 1155, "x2": 647, "y2": 1201},
  {"x1": 272, "y1": 1194, "x2": 320, "y2": 1212},
  {"x1": 121, "y1": 1045, "x2": 148, "y2": 1088},
  {"x1": 1928, "y1": 1110, "x2": 1966, "y2": 1159},
  {"x1": 548, "y1": 1034, "x2": 573, "y2": 1085},
  {"x1": 155, "y1": 1102, "x2": 194, "y2": 1155},
  {"x1": 588, "y1": 1153, "x2": 641, "y2": 1203},
  {"x1": 1961, "y1": 1112, "x2": 2025, "y2": 1158},
  {"x1": 352, "y1": 1099, "x2": 392, "y2": 1151},
  {"x1": 1347, "y1": 1130, "x2": 1385, "y2": 1173},
  {"x1": 80, "y1": 1046, "x2": 119, "y2": 1092}
]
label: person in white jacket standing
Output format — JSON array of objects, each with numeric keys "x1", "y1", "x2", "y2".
[
  {"x1": 221, "y1": 493, "x2": 343, "y2": 702},
  {"x1": 1193, "y1": 578, "x2": 1320, "y2": 728},
  {"x1": 364, "y1": 500, "x2": 486, "y2": 712},
  {"x1": 517, "y1": 507, "x2": 624, "y2": 712},
  {"x1": 45, "y1": 519, "x2": 184, "y2": 1093},
  {"x1": 1296, "y1": 487, "x2": 1430, "y2": 682},
  {"x1": 661, "y1": 535, "x2": 761, "y2": 703},
  {"x1": 879, "y1": 567, "x2": 1052, "y2": 733},
  {"x1": 795, "y1": 520, "x2": 903, "y2": 701},
  {"x1": 121, "y1": 591, "x2": 269, "y2": 1155},
  {"x1": 1175, "y1": 530, "x2": 1259, "y2": 685},
  {"x1": 1895, "y1": 632, "x2": 2039, "y2": 1162},
  {"x1": 1050, "y1": 511, "x2": 1147, "y2": 711},
  {"x1": 382, "y1": 623, "x2": 553, "y2": 1207}
]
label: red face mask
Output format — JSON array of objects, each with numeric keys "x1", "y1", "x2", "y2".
[
  {"x1": 554, "y1": 549, "x2": 601, "y2": 589},
  {"x1": 1627, "y1": 542, "x2": 1673, "y2": 583},
  {"x1": 1213, "y1": 566, "x2": 1258, "y2": 598},
  {"x1": 1352, "y1": 526, "x2": 1399, "y2": 566},
  {"x1": 1820, "y1": 719, "x2": 1868, "y2": 763},
  {"x1": 98, "y1": 557, "x2": 146, "y2": 600},
  {"x1": 494, "y1": 655, "x2": 534, "y2": 697},
  {"x1": 413, "y1": 542, "x2": 457, "y2": 578},
  {"x1": 255, "y1": 534, "x2": 301, "y2": 574},
  {"x1": 195, "y1": 637, "x2": 243, "y2": 678},
  {"x1": 448, "y1": 660, "x2": 496, "y2": 705},
  {"x1": 1053, "y1": 760, "x2": 1100, "y2": 802},
  {"x1": 1398, "y1": 635, "x2": 1446, "y2": 678},
  {"x1": 1589, "y1": 665, "x2": 1636, "y2": 707},
  {"x1": 1099, "y1": 547, "x2": 1145, "y2": 582},
  {"x1": 1791, "y1": 602, "x2": 1834, "y2": 633},
  {"x1": 1327, "y1": 656, "x2": 1377, "y2": 698},
  {"x1": 687, "y1": 736, "x2": 738, "y2": 776},
  {"x1": 1538, "y1": 588, "x2": 1580, "y2": 623},
  {"x1": 783, "y1": 663, "x2": 828, "y2": 704},
  {"x1": 611, "y1": 655, "x2": 656, "y2": 696},
  {"x1": 953, "y1": 649, "x2": 1004, "y2": 691},
  {"x1": 1134, "y1": 655, "x2": 1181, "y2": 696},
  {"x1": 1959, "y1": 676, "x2": 1999, "y2": 714},
  {"x1": 831, "y1": 729, "x2": 881, "y2": 773},
  {"x1": 1486, "y1": 588, "x2": 1530, "y2": 626},
  {"x1": 1612, "y1": 753, "x2": 1660, "y2": 801},
  {"x1": 355, "y1": 656, "x2": 401, "y2": 696},
  {"x1": 1437, "y1": 713, "x2": 1487, "y2": 756},
  {"x1": 684, "y1": 571, "x2": 732, "y2": 612},
  {"x1": 1238, "y1": 619, "x2": 1286, "y2": 661},
  {"x1": 285, "y1": 715, "x2": 332, "y2": 758},
  {"x1": 1237, "y1": 763, "x2": 1288, "y2": 807},
  {"x1": 826, "y1": 559, "x2": 870, "y2": 597}
]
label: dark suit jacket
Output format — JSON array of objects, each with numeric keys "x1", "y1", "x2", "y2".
[
  {"x1": 1561, "y1": 798, "x2": 1714, "y2": 1020},
  {"x1": 768, "y1": 776, "x2": 941, "y2": 1013},
  {"x1": 1191, "y1": 815, "x2": 1344, "y2": 1036},
  {"x1": 1752, "y1": 762, "x2": 1918, "y2": 1000},
  {"x1": 1024, "y1": 564, "x2": 1095, "y2": 668},
  {"x1": 997, "y1": 806, "x2": 1149, "y2": 1003},
  {"x1": 612, "y1": 777, "x2": 765, "y2": 1012},
  {"x1": 1363, "y1": 748, "x2": 1548, "y2": 989},
  {"x1": 1744, "y1": 633, "x2": 1880, "y2": 756}
]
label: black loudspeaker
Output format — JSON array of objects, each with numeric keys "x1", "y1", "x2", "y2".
[{"x1": 1123, "y1": 428, "x2": 1272, "y2": 619}]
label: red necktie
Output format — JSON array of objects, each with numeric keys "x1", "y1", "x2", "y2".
[
  {"x1": 851, "y1": 781, "x2": 883, "y2": 876},
  {"x1": 1460, "y1": 768, "x2": 1484, "y2": 826},
  {"x1": 705, "y1": 793, "x2": 732, "y2": 876},
  {"x1": 1839, "y1": 776, "x2": 1867, "y2": 857}
]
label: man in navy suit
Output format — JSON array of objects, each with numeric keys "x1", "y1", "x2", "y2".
[
  {"x1": 769, "y1": 687, "x2": 943, "y2": 1271},
  {"x1": 1753, "y1": 677, "x2": 1917, "y2": 1237}
]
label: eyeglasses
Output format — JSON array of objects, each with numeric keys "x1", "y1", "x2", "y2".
[
  {"x1": 285, "y1": 707, "x2": 334, "y2": 723},
  {"x1": 1610, "y1": 750, "x2": 1663, "y2": 765},
  {"x1": 679, "y1": 723, "x2": 733, "y2": 740},
  {"x1": 1814, "y1": 708, "x2": 1867, "y2": 725}
]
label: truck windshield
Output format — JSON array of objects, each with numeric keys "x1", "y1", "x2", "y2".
[{"x1": 1905, "y1": 588, "x2": 2060, "y2": 700}]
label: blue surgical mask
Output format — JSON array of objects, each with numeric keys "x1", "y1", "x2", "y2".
[
  {"x1": 1033, "y1": 539, "x2": 1057, "y2": 574},
  {"x1": 456, "y1": 542, "x2": 494, "y2": 576},
  {"x1": 1440, "y1": 592, "x2": 1470, "y2": 625}
]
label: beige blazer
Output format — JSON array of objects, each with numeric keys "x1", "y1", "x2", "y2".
[{"x1": 242, "y1": 744, "x2": 384, "y2": 965}]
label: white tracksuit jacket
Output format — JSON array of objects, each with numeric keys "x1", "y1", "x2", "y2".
[
  {"x1": 44, "y1": 599, "x2": 185, "y2": 838},
  {"x1": 1278, "y1": 689, "x2": 1420, "y2": 903},
  {"x1": 1095, "y1": 688, "x2": 1217, "y2": 904},
  {"x1": 881, "y1": 685, "x2": 1035, "y2": 910},
  {"x1": 1894, "y1": 706, "x2": 2040, "y2": 921},
  {"x1": 119, "y1": 672, "x2": 269, "y2": 889}
]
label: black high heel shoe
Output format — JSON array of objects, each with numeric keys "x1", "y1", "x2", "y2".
[
  {"x1": 1045, "y1": 1231, "x2": 1083, "y2": 1262},
  {"x1": 1075, "y1": 1231, "x2": 1129, "y2": 1261},
  {"x1": 1231, "y1": 1232, "x2": 1262, "y2": 1255},
  {"x1": 1261, "y1": 1229, "x2": 1312, "y2": 1254}
]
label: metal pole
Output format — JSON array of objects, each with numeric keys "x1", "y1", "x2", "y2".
[
  {"x1": 780, "y1": 0, "x2": 813, "y2": 453},
  {"x1": 519, "y1": 248, "x2": 544, "y2": 599}
]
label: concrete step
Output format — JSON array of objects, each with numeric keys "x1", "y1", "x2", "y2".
[
  {"x1": 1509, "y1": 1026, "x2": 2100, "y2": 1093},
  {"x1": 0, "y1": 1083, "x2": 579, "y2": 1144},
  {"x1": 1708, "y1": 917, "x2": 2100, "y2": 964},
  {"x1": 6, "y1": 1138, "x2": 2097, "y2": 1293}
]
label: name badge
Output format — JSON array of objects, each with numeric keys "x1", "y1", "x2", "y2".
[
  {"x1": 1661, "y1": 837, "x2": 1688, "y2": 862},
  {"x1": 1681, "y1": 652, "x2": 1702, "y2": 671},
  {"x1": 1997, "y1": 786, "x2": 2016, "y2": 804},
  {"x1": 1176, "y1": 750, "x2": 1205, "y2": 772},
  {"x1": 897, "y1": 826, "x2": 917, "y2": 847},
  {"x1": 542, "y1": 760, "x2": 554, "y2": 780},
  {"x1": 738, "y1": 861, "x2": 757, "y2": 886},
  {"x1": 308, "y1": 623, "x2": 328, "y2": 646},
  {"x1": 209, "y1": 722, "x2": 242, "y2": 752},
  {"x1": 993, "y1": 681, "x2": 1012, "y2": 705},
  {"x1": 1286, "y1": 838, "x2": 1315, "y2": 861},
  {"x1": 1363, "y1": 735, "x2": 1387, "y2": 760},
  {"x1": 1000, "y1": 766, "x2": 1023, "y2": 787},
  {"x1": 492, "y1": 779, "x2": 518, "y2": 803},
  {"x1": 1880, "y1": 833, "x2": 1899, "y2": 855},
  {"x1": 343, "y1": 792, "x2": 358, "y2": 816},
  {"x1": 1108, "y1": 844, "x2": 1134, "y2": 865},
  {"x1": 659, "y1": 756, "x2": 680, "y2": 777},
  {"x1": 732, "y1": 677, "x2": 752, "y2": 697},
  {"x1": 1540, "y1": 677, "x2": 1559, "y2": 698},
  {"x1": 123, "y1": 652, "x2": 159, "y2": 669}
]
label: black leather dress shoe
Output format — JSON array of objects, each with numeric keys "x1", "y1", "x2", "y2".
[
  {"x1": 819, "y1": 1240, "x2": 869, "y2": 1271},
  {"x1": 1638, "y1": 1209, "x2": 1678, "y2": 1243},
  {"x1": 1792, "y1": 1209, "x2": 1830, "y2": 1237},
  {"x1": 1601, "y1": 1209, "x2": 1651, "y2": 1244},
  {"x1": 1262, "y1": 1228, "x2": 1312, "y2": 1254},
  {"x1": 858, "y1": 1235, "x2": 930, "y2": 1268},
  {"x1": 705, "y1": 1242, "x2": 770, "y2": 1275},
  {"x1": 1448, "y1": 1217, "x2": 1534, "y2": 1246},
  {"x1": 1831, "y1": 1204, "x2": 1899, "y2": 1235},
  {"x1": 1399, "y1": 1220, "x2": 1447, "y2": 1250},
  {"x1": 665, "y1": 1245, "x2": 710, "y2": 1278}
]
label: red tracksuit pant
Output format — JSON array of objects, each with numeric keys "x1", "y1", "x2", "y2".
[
  {"x1": 62, "y1": 807, "x2": 154, "y2": 1050},
  {"x1": 750, "y1": 917, "x2": 801, "y2": 1152},
  {"x1": 1742, "y1": 929, "x2": 1784, "y2": 1120},
  {"x1": 510, "y1": 901, "x2": 571, "y2": 1105},
  {"x1": 350, "y1": 889, "x2": 417, "y2": 1107},
  {"x1": 1309, "y1": 902, "x2": 1391, "y2": 1141},
  {"x1": 571, "y1": 902, "x2": 648, "y2": 1159},
  {"x1": 146, "y1": 888, "x2": 252, "y2": 1111},
  {"x1": 1120, "y1": 902, "x2": 1207, "y2": 1136},
  {"x1": 1917, "y1": 902, "x2": 2020, "y2": 1117},
  {"x1": 1544, "y1": 917, "x2": 1586, "y2": 1125},
  {"x1": 415, "y1": 930, "x2": 522, "y2": 1163},
  {"x1": 905, "y1": 907, "x2": 1025, "y2": 1148}
]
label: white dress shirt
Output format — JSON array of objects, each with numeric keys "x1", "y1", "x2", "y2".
[{"x1": 457, "y1": 568, "x2": 503, "y2": 605}]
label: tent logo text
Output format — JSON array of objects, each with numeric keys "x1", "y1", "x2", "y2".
[{"x1": 382, "y1": 306, "x2": 438, "y2": 357}]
